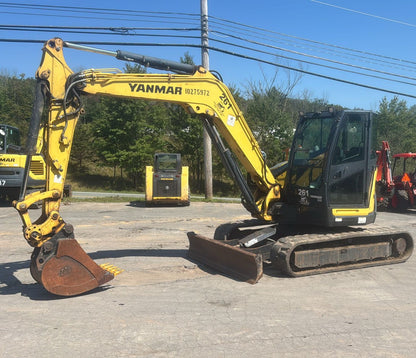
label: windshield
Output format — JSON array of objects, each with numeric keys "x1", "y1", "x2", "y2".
[
  {"x1": 290, "y1": 115, "x2": 336, "y2": 188},
  {"x1": 0, "y1": 126, "x2": 5, "y2": 153},
  {"x1": 156, "y1": 154, "x2": 179, "y2": 171},
  {"x1": 0, "y1": 125, "x2": 21, "y2": 153}
]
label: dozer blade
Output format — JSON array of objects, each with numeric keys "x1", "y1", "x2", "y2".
[
  {"x1": 30, "y1": 231, "x2": 121, "y2": 296},
  {"x1": 187, "y1": 232, "x2": 263, "y2": 284}
]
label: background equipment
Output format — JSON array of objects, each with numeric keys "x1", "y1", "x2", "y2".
[
  {"x1": 145, "y1": 153, "x2": 190, "y2": 206},
  {"x1": 0, "y1": 124, "x2": 45, "y2": 203}
]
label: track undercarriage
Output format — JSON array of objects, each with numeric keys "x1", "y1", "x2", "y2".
[{"x1": 188, "y1": 222, "x2": 414, "y2": 283}]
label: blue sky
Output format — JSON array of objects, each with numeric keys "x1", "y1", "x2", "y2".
[{"x1": 1, "y1": 0, "x2": 415, "y2": 110}]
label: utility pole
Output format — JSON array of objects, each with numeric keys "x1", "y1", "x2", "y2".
[{"x1": 200, "y1": 0, "x2": 213, "y2": 200}]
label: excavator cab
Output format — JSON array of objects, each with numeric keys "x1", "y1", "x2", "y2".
[
  {"x1": 281, "y1": 110, "x2": 377, "y2": 226},
  {"x1": 0, "y1": 124, "x2": 21, "y2": 154}
]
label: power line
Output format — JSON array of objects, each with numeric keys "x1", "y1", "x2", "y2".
[
  {"x1": 208, "y1": 36, "x2": 416, "y2": 87},
  {"x1": 3, "y1": 22, "x2": 416, "y2": 79},
  {"x1": 0, "y1": 2, "x2": 199, "y2": 18},
  {"x1": 2, "y1": 24, "x2": 415, "y2": 86},
  {"x1": 0, "y1": 37, "x2": 414, "y2": 100},
  {"x1": 0, "y1": 2, "x2": 415, "y2": 101},
  {"x1": 208, "y1": 15, "x2": 416, "y2": 68},
  {"x1": 209, "y1": 21, "x2": 416, "y2": 73},
  {"x1": 0, "y1": 11, "x2": 201, "y2": 26},
  {"x1": 311, "y1": 0, "x2": 416, "y2": 28},
  {"x1": 0, "y1": 2, "x2": 200, "y2": 26},
  {"x1": 209, "y1": 30, "x2": 416, "y2": 82},
  {"x1": 208, "y1": 45, "x2": 416, "y2": 100},
  {"x1": 0, "y1": 25, "x2": 200, "y2": 32},
  {"x1": 2, "y1": 1, "x2": 414, "y2": 72},
  {"x1": 2, "y1": 2, "x2": 414, "y2": 73},
  {"x1": 0, "y1": 26, "x2": 201, "y2": 40}
]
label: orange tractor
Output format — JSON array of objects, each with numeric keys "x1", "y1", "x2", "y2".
[
  {"x1": 376, "y1": 141, "x2": 416, "y2": 211},
  {"x1": 390, "y1": 152, "x2": 416, "y2": 210}
]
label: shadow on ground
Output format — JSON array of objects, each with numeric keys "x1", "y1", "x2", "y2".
[
  {"x1": 0, "y1": 248, "x2": 188, "y2": 300},
  {"x1": 0, "y1": 247, "x2": 289, "y2": 300}
]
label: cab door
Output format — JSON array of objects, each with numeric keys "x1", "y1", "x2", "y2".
[{"x1": 327, "y1": 112, "x2": 373, "y2": 207}]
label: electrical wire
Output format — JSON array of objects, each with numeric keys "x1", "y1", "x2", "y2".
[
  {"x1": 0, "y1": 26, "x2": 201, "y2": 40},
  {"x1": 206, "y1": 44, "x2": 416, "y2": 99},
  {"x1": 209, "y1": 21, "x2": 416, "y2": 73},
  {"x1": 0, "y1": 11, "x2": 201, "y2": 26},
  {"x1": 209, "y1": 30, "x2": 416, "y2": 83},
  {"x1": 0, "y1": 37, "x2": 414, "y2": 100},
  {"x1": 311, "y1": 0, "x2": 416, "y2": 28},
  {"x1": 1, "y1": 1, "x2": 414, "y2": 74},
  {"x1": 0, "y1": 2, "x2": 415, "y2": 101},
  {"x1": 2, "y1": 23, "x2": 415, "y2": 86},
  {"x1": 1, "y1": 2, "x2": 414, "y2": 77},
  {"x1": 0, "y1": 25, "x2": 200, "y2": 32},
  {"x1": 0, "y1": 2, "x2": 199, "y2": 18},
  {"x1": 208, "y1": 15, "x2": 416, "y2": 68},
  {"x1": 2, "y1": 13, "x2": 415, "y2": 90},
  {"x1": 0, "y1": 2, "x2": 200, "y2": 25}
]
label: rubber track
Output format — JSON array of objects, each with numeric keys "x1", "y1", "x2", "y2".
[{"x1": 271, "y1": 225, "x2": 414, "y2": 277}]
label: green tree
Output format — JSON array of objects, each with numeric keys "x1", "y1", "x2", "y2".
[
  {"x1": 0, "y1": 74, "x2": 36, "y2": 141},
  {"x1": 245, "y1": 84, "x2": 295, "y2": 165},
  {"x1": 376, "y1": 96, "x2": 416, "y2": 154},
  {"x1": 70, "y1": 121, "x2": 96, "y2": 171},
  {"x1": 90, "y1": 96, "x2": 169, "y2": 188}
]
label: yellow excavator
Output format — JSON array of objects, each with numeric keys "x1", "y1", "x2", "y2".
[
  {"x1": 13, "y1": 38, "x2": 413, "y2": 296},
  {"x1": 0, "y1": 124, "x2": 45, "y2": 202},
  {"x1": 0, "y1": 124, "x2": 71, "y2": 204}
]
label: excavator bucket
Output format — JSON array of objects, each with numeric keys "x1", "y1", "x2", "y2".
[
  {"x1": 30, "y1": 233, "x2": 122, "y2": 296},
  {"x1": 187, "y1": 232, "x2": 263, "y2": 284}
]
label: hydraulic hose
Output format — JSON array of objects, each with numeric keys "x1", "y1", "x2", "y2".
[{"x1": 19, "y1": 80, "x2": 47, "y2": 200}]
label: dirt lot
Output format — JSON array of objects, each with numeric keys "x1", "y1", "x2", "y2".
[{"x1": 1, "y1": 201, "x2": 416, "y2": 357}]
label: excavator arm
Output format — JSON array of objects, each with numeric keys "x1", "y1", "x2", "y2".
[{"x1": 13, "y1": 38, "x2": 281, "y2": 295}]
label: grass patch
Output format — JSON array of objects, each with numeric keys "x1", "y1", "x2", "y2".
[
  {"x1": 63, "y1": 196, "x2": 144, "y2": 204},
  {"x1": 63, "y1": 195, "x2": 240, "y2": 204}
]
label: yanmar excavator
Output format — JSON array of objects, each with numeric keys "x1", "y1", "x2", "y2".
[
  {"x1": 13, "y1": 38, "x2": 413, "y2": 296},
  {"x1": 0, "y1": 124, "x2": 45, "y2": 203}
]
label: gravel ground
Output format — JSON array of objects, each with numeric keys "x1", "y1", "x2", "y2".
[{"x1": 1, "y1": 201, "x2": 416, "y2": 357}]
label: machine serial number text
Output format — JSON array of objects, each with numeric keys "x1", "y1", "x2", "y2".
[{"x1": 184, "y1": 88, "x2": 210, "y2": 96}]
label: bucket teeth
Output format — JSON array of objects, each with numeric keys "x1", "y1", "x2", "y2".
[{"x1": 100, "y1": 263, "x2": 124, "y2": 276}]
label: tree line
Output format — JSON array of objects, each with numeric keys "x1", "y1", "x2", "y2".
[{"x1": 1, "y1": 64, "x2": 416, "y2": 195}]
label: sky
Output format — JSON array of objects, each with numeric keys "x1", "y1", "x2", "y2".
[{"x1": 0, "y1": 0, "x2": 415, "y2": 110}]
